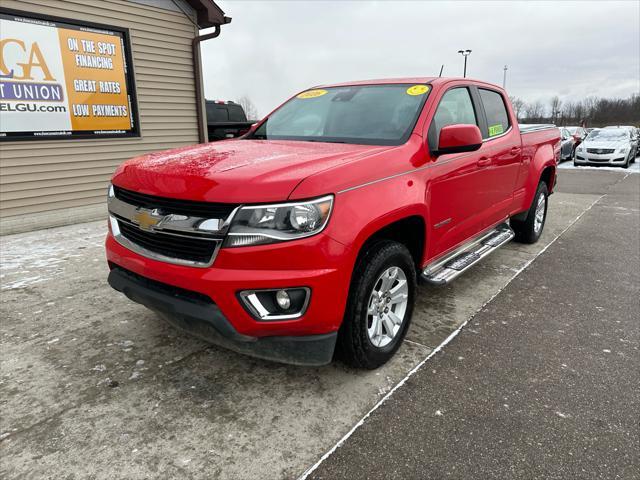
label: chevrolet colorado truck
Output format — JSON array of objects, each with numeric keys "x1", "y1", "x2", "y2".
[{"x1": 106, "y1": 78, "x2": 560, "y2": 369}]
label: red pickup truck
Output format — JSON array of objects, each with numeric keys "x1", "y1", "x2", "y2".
[{"x1": 106, "y1": 78, "x2": 559, "y2": 368}]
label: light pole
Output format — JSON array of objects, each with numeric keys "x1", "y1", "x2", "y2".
[
  {"x1": 458, "y1": 49, "x2": 472, "y2": 78},
  {"x1": 503, "y1": 65, "x2": 508, "y2": 88}
]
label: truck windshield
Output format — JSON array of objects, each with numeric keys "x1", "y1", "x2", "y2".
[{"x1": 248, "y1": 84, "x2": 430, "y2": 146}]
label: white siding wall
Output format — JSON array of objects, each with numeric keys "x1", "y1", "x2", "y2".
[{"x1": 0, "y1": 0, "x2": 201, "y2": 234}]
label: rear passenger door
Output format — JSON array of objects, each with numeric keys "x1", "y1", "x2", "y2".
[{"x1": 475, "y1": 87, "x2": 521, "y2": 227}]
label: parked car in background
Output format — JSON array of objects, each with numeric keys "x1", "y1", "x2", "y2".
[
  {"x1": 558, "y1": 127, "x2": 575, "y2": 161},
  {"x1": 575, "y1": 127, "x2": 636, "y2": 168},
  {"x1": 604, "y1": 125, "x2": 639, "y2": 156},
  {"x1": 206, "y1": 100, "x2": 255, "y2": 141},
  {"x1": 106, "y1": 77, "x2": 559, "y2": 368},
  {"x1": 565, "y1": 126, "x2": 588, "y2": 147}
]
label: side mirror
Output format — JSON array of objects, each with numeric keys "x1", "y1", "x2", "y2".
[{"x1": 435, "y1": 124, "x2": 483, "y2": 156}]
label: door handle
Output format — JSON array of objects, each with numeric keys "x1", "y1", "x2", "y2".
[
  {"x1": 477, "y1": 157, "x2": 491, "y2": 167},
  {"x1": 510, "y1": 147, "x2": 521, "y2": 155}
]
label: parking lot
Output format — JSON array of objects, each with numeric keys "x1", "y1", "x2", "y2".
[{"x1": 1, "y1": 168, "x2": 638, "y2": 479}]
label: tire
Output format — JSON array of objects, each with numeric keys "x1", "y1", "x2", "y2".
[
  {"x1": 511, "y1": 182, "x2": 549, "y2": 244},
  {"x1": 622, "y1": 153, "x2": 630, "y2": 169},
  {"x1": 338, "y1": 240, "x2": 416, "y2": 369}
]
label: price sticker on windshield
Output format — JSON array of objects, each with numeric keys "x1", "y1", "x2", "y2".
[
  {"x1": 297, "y1": 89, "x2": 328, "y2": 99},
  {"x1": 406, "y1": 85, "x2": 430, "y2": 96}
]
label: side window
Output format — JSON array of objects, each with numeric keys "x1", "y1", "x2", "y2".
[
  {"x1": 228, "y1": 104, "x2": 247, "y2": 122},
  {"x1": 428, "y1": 88, "x2": 478, "y2": 149},
  {"x1": 206, "y1": 104, "x2": 229, "y2": 122},
  {"x1": 479, "y1": 89, "x2": 510, "y2": 138}
]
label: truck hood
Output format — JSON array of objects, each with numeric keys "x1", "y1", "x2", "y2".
[{"x1": 112, "y1": 139, "x2": 390, "y2": 203}]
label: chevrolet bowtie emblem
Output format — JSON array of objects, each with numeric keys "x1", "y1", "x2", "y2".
[{"x1": 133, "y1": 209, "x2": 163, "y2": 231}]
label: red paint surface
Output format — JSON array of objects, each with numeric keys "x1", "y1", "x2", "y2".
[{"x1": 107, "y1": 78, "x2": 559, "y2": 338}]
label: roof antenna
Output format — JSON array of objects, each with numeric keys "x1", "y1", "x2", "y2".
[{"x1": 438, "y1": 64, "x2": 444, "y2": 77}]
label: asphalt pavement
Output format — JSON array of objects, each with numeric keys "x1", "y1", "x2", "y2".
[
  {"x1": 307, "y1": 171, "x2": 640, "y2": 479},
  {"x1": 1, "y1": 168, "x2": 637, "y2": 479}
]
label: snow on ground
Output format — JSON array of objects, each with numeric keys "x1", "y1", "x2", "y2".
[
  {"x1": 0, "y1": 221, "x2": 106, "y2": 290},
  {"x1": 558, "y1": 159, "x2": 640, "y2": 173}
]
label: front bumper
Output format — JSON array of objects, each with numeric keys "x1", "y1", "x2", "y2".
[
  {"x1": 574, "y1": 151, "x2": 628, "y2": 165},
  {"x1": 108, "y1": 266, "x2": 337, "y2": 366},
  {"x1": 105, "y1": 230, "x2": 354, "y2": 363}
]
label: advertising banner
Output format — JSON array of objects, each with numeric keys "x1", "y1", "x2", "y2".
[{"x1": 0, "y1": 9, "x2": 139, "y2": 141}]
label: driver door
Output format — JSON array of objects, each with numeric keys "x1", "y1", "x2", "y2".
[{"x1": 425, "y1": 86, "x2": 492, "y2": 257}]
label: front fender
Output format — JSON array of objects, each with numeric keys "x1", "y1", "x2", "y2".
[{"x1": 323, "y1": 175, "x2": 429, "y2": 268}]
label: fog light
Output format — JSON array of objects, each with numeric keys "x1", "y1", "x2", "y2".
[
  {"x1": 276, "y1": 289, "x2": 291, "y2": 309},
  {"x1": 238, "y1": 287, "x2": 311, "y2": 321}
]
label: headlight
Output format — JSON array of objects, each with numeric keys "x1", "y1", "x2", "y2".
[
  {"x1": 107, "y1": 183, "x2": 115, "y2": 198},
  {"x1": 618, "y1": 146, "x2": 629, "y2": 154},
  {"x1": 224, "y1": 195, "x2": 333, "y2": 247},
  {"x1": 577, "y1": 145, "x2": 585, "y2": 152}
]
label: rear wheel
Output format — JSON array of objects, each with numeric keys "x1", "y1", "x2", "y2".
[
  {"x1": 338, "y1": 240, "x2": 416, "y2": 369},
  {"x1": 512, "y1": 182, "x2": 549, "y2": 244}
]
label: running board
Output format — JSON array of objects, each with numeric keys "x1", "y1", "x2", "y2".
[{"x1": 421, "y1": 223, "x2": 515, "y2": 286}]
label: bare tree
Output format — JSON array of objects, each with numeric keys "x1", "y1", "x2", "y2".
[
  {"x1": 509, "y1": 96, "x2": 526, "y2": 121},
  {"x1": 549, "y1": 96, "x2": 562, "y2": 124},
  {"x1": 518, "y1": 94, "x2": 638, "y2": 127},
  {"x1": 524, "y1": 100, "x2": 546, "y2": 122},
  {"x1": 236, "y1": 96, "x2": 259, "y2": 121}
]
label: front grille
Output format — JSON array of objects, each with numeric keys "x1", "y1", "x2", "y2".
[
  {"x1": 114, "y1": 186, "x2": 237, "y2": 218},
  {"x1": 117, "y1": 219, "x2": 219, "y2": 264},
  {"x1": 587, "y1": 148, "x2": 615, "y2": 154}
]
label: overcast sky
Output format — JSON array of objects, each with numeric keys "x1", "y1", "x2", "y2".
[{"x1": 201, "y1": 1, "x2": 640, "y2": 117}]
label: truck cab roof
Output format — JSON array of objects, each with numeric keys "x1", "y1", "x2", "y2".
[{"x1": 314, "y1": 77, "x2": 504, "y2": 91}]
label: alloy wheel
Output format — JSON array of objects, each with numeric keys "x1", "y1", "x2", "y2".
[
  {"x1": 366, "y1": 266, "x2": 409, "y2": 348},
  {"x1": 534, "y1": 193, "x2": 546, "y2": 235}
]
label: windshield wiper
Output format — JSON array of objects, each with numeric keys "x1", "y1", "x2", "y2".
[{"x1": 305, "y1": 138, "x2": 347, "y2": 144}]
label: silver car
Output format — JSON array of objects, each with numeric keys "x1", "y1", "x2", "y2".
[
  {"x1": 574, "y1": 128, "x2": 636, "y2": 168},
  {"x1": 604, "y1": 125, "x2": 639, "y2": 157},
  {"x1": 558, "y1": 127, "x2": 576, "y2": 162}
]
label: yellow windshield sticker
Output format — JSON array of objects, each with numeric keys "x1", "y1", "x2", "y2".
[
  {"x1": 297, "y1": 89, "x2": 328, "y2": 99},
  {"x1": 406, "y1": 85, "x2": 430, "y2": 96},
  {"x1": 488, "y1": 124, "x2": 504, "y2": 136}
]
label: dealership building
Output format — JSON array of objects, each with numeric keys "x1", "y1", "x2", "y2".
[{"x1": 0, "y1": 0, "x2": 230, "y2": 234}]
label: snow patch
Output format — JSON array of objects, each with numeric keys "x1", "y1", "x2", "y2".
[{"x1": 558, "y1": 161, "x2": 640, "y2": 174}]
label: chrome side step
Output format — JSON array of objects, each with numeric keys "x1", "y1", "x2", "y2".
[{"x1": 421, "y1": 223, "x2": 515, "y2": 286}]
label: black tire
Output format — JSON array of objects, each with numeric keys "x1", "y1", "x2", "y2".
[
  {"x1": 622, "y1": 153, "x2": 630, "y2": 169},
  {"x1": 511, "y1": 182, "x2": 549, "y2": 244},
  {"x1": 338, "y1": 240, "x2": 416, "y2": 369}
]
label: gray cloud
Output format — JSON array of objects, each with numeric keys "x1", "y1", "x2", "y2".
[{"x1": 201, "y1": 0, "x2": 640, "y2": 117}]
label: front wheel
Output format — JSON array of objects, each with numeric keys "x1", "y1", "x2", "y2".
[
  {"x1": 338, "y1": 240, "x2": 416, "y2": 369},
  {"x1": 512, "y1": 182, "x2": 549, "y2": 244},
  {"x1": 622, "y1": 153, "x2": 630, "y2": 169}
]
